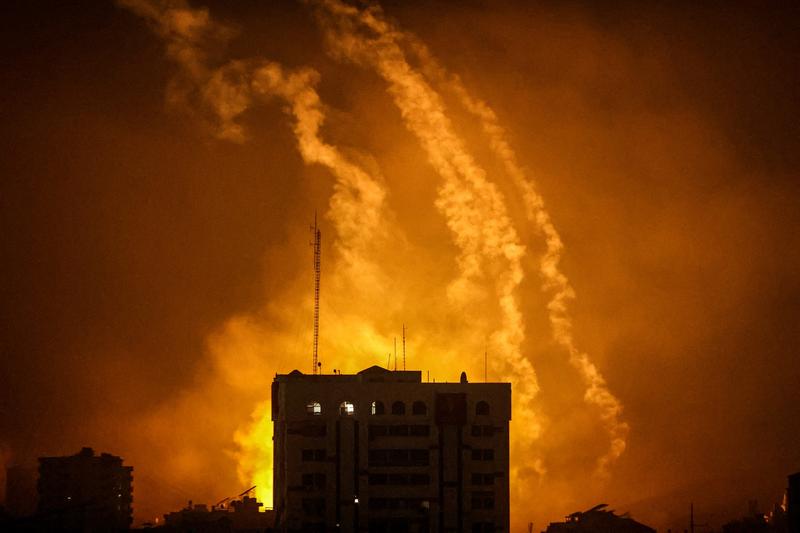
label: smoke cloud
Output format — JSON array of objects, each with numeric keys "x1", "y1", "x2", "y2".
[
  {"x1": 311, "y1": 0, "x2": 628, "y2": 481},
  {"x1": 116, "y1": 0, "x2": 633, "y2": 520},
  {"x1": 311, "y1": 0, "x2": 547, "y2": 489},
  {"x1": 119, "y1": 0, "x2": 399, "y2": 507},
  {"x1": 5, "y1": 1, "x2": 799, "y2": 531},
  {"x1": 405, "y1": 31, "x2": 628, "y2": 475}
]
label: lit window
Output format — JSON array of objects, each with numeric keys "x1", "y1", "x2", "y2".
[
  {"x1": 371, "y1": 401, "x2": 385, "y2": 415},
  {"x1": 306, "y1": 401, "x2": 322, "y2": 415},
  {"x1": 340, "y1": 401, "x2": 355, "y2": 415}
]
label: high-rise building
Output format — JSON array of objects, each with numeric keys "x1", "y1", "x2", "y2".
[
  {"x1": 37, "y1": 447, "x2": 133, "y2": 531},
  {"x1": 271, "y1": 365, "x2": 511, "y2": 533}
]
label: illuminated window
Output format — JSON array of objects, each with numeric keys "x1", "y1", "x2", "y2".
[
  {"x1": 306, "y1": 401, "x2": 322, "y2": 415},
  {"x1": 340, "y1": 401, "x2": 355, "y2": 415},
  {"x1": 371, "y1": 401, "x2": 385, "y2": 415}
]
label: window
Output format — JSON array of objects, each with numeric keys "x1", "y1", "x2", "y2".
[
  {"x1": 412, "y1": 401, "x2": 427, "y2": 415},
  {"x1": 368, "y1": 473, "x2": 387, "y2": 485},
  {"x1": 369, "y1": 424, "x2": 429, "y2": 438},
  {"x1": 388, "y1": 425, "x2": 410, "y2": 437},
  {"x1": 302, "y1": 449, "x2": 326, "y2": 462},
  {"x1": 472, "y1": 523, "x2": 496, "y2": 533},
  {"x1": 368, "y1": 498, "x2": 428, "y2": 511},
  {"x1": 471, "y1": 448, "x2": 494, "y2": 461},
  {"x1": 287, "y1": 421, "x2": 327, "y2": 437},
  {"x1": 391, "y1": 401, "x2": 405, "y2": 415},
  {"x1": 471, "y1": 425, "x2": 494, "y2": 437},
  {"x1": 371, "y1": 401, "x2": 385, "y2": 415},
  {"x1": 302, "y1": 473, "x2": 326, "y2": 490},
  {"x1": 476, "y1": 401, "x2": 490, "y2": 416},
  {"x1": 471, "y1": 491, "x2": 495, "y2": 510},
  {"x1": 369, "y1": 425, "x2": 388, "y2": 438},
  {"x1": 369, "y1": 449, "x2": 387, "y2": 466},
  {"x1": 409, "y1": 449, "x2": 429, "y2": 466},
  {"x1": 409, "y1": 424, "x2": 430, "y2": 436},
  {"x1": 302, "y1": 497, "x2": 325, "y2": 516},
  {"x1": 389, "y1": 449, "x2": 408, "y2": 464},
  {"x1": 471, "y1": 473, "x2": 495, "y2": 485},
  {"x1": 368, "y1": 449, "x2": 429, "y2": 467},
  {"x1": 369, "y1": 473, "x2": 430, "y2": 486},
  {"x1": 306, "y1": 401, "x2": 322, "y2": 415},
  {"x1": 410, "y1": 474, "x2": 430, "y2": 485},
  {"x1": 339, "y1": 401, "x2": 355, "y2": 415}
]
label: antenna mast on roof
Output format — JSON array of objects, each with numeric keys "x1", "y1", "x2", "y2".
[
  {"x1": 393, "y1": 337, "x2": 397, "y2": 371},
  {"x1": 484, "y1": 337, "x2": 488, "y2": 383},
  {"x1": 402, "y1": 324, "x2": 406, "y2": 371},
  {"x1": 311, "y1": 213, "x2": 321, "y2": 375}
]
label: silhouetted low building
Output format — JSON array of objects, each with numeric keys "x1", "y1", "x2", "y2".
[
  {"x1": 160, "y1": 496, "x2": 273, "y2": 532},
  {"x1": 722, "y1": 514, "x2": 773, "y2": 533},
  {"x1": 5, "y1": 465, "x2": 38, "y2": 517},
  {"x1": 37, "y1": 447, "x2": 133, "y2": 531},
  {"x1": 543, "y1": 504, "x2": 655, "y2": 533}
]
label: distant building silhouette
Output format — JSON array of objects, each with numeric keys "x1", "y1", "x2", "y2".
[
  {"x1": 722, "y1": 493, "x2": 791, "y2": 533},
  {"x1": 5, "y1": 465, "x2": 37, "y2": 517},
  {"x1": 722, "y1": 514, "x2": 772, "y2": 533},
  {"x1": 789, "y1": 472, "x2": 800, "y2": 533},
  {"x1": 160, "y1": 495, "x2": 274, "y2": 532},
  {"x1": 271, "y1": 365, "x2": 511, "y2": 532},
  {"x1": 37, "y1": 447, "x2": 133, "y2": 531},
  {"x1": 542, "y1": 504, "x2": 655, "y2": 533}
]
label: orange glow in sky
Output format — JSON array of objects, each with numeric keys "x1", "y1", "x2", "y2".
[{"x1": 1, "y1": 1, "x2": 798, "y2": 531}]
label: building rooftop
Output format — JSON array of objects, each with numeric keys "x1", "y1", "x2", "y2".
[{"x1": 275, "y1": 365, "x2": 508, "y2": 386}]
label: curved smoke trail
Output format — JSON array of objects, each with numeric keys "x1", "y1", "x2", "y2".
[
  {"x1": 121, "y1": 0, "x2": 628, "y2": 518},
  {"x1": 119, "y1": 0, "x2": 392, "y2": 505},
  {"x1": 313, "y1": 0, "x2": 627, "y2": 477},
  {"x1": 118, "y1": 0, "x2": 389, "y2": 281},
  {"x1": 312, "y1": 0, "x2": 546, "y2": 484},
  {"x1": 404, "y1": 34, "x2": 630, "y2": 476}
]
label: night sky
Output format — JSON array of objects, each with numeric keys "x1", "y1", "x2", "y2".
[{"x1": 1, "y1": 1, "x2": 799, "y2": 530}]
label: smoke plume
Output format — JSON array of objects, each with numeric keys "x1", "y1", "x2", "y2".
[
  {"x1": 120, "y1": 0, "x2": 629, "y2": 522},
  {"x1": 119, "y1": 0, "x2": 390, "y2": 285},
  {"x1": 313, "y1": 0, "x2": 627, "y2": 477},
  {"x1": 119, "y1": 0, "x2": 395, "y2": 506},
  {"x1": 403, "y1": 29, "x2": 630, "y2": 475},
  {"x1": 311, "y1": 0, "x2": 547, "y2": 489}
]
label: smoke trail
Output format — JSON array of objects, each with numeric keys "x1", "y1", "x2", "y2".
[
  {"x1": 313, "y1": 0, "x2": 545, "y2": 484},
  {"x1": 122, "y1": 1, "x2": 627, "y2": 522},
  {"x1": 404, "y1": 35, "x2": 630, "y2": 476},
  {"x1": 118, "y1": 0, "x2": 389, "y2": 283},
  {"x1": 120, "y1": 0, "x2": 393, "y2": 506}
]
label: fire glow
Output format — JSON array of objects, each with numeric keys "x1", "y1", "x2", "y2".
[{"x1": 120, "y1": 0, "x2": 628, "y2": 526}]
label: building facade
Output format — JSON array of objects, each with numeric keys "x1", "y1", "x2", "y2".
[
  {"x1": 37, "y1": 447, "x2": 133, "y2": 531},
  {"x1": 272, "y1": 365, "x2": 510, "y2": 533}
]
